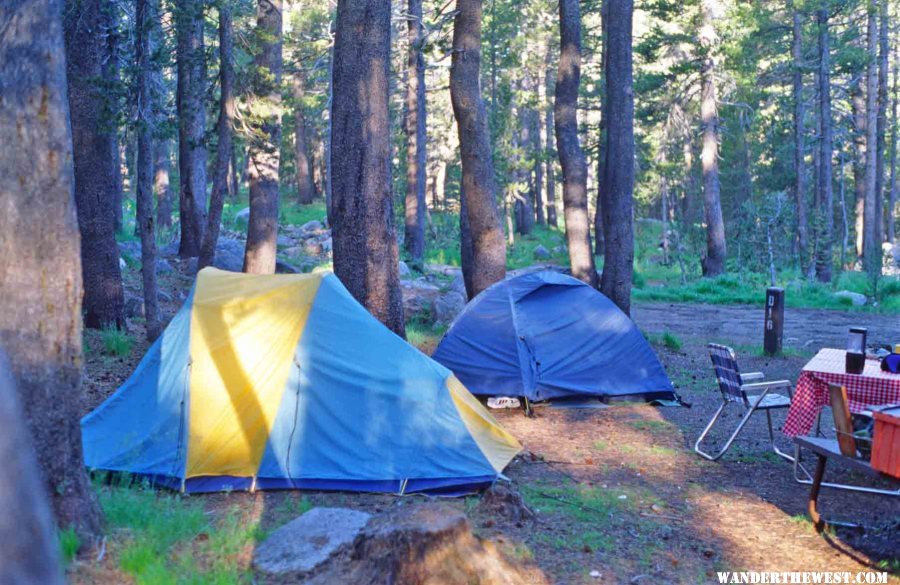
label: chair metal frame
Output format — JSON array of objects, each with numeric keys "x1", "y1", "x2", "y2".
[{"x1": 694, "y1": 344, "x2": 795, "y2": 462}]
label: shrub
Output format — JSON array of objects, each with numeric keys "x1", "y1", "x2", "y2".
[{"x1": 100, "y1": 325, "x2": 133, "y2": 357}]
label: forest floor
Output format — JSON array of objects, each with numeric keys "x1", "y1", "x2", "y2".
[
  {"x1": 71, "y1": 204, "x2": 899, "y2": 584},
  {"x1": 73, "y1": 295, "x2": 900, "y2": 585}
]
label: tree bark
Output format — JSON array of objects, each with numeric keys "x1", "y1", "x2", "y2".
[
  {"x1": 103, "y1": 3, "x2": 124, "y2": 234},
  {"x1": 332, "y1": 0, "x2": 406, "y2": 334},
  {"x1": 852, "y1": 77, "x2": 867, "y2": 259},
  {"x1": 875, "y1": 0, "x2": 888, "y2": 245},
  {"x1": 699, "y1": 0, "x2": 727, "y2": 276},
  {"x1": 555, "y1": 0, "x2": 597, "y2": 287},
  {"x1": 450, "y1": 0, "x2": 507, "y2": 297},
  {"x1": 600, "y1": 0, "x2": 635, "y2": 313},
  {"x1": 154, "y1": 140, "x2": 173, "y2": 229},
  {"x1": 532, "y1": 104, "x2": 545, "y2": 225},
  {"x1": 791, "y1": 6, "x2": 809, "y2": 274},
  {"x1": 863, "y1": 2, "x2": 880, "y2": 279},
  {"x1": 136, "y1": 0, "x2": 161, "y2": 341},
  {"x1": 889, "y1": 50, "x2": 899, "y2": 243},
  {"x1": 175, "y1": 0, "x2": 208, "y2": 257},
  {"x1": 0, "y1": 0, "x2": 103, "y2": 543},
  {"x1": 243, "y1": 0, "x2": 283, "y2": 275},
  {"x1": 294, "y1": 72, "x2": 315, "y2": 205},
  {"x1": 65, "y1": 0, "x2": 126, "y2": 329},
  {"x1": 594, "y1": 0, "x2": 608, "y2": 256},
  {"x1": 544, "y1": 48, "x2": 558, "y2": 228},
  {"x1": 0, "y1": 352, "x2": 65, "y2": 585},
  {"x1": 404, "y1": 0, "x2": 427, "y2": 266},
  {"x1": 199, "y1": 3, "x2": 235, "y2": 272},
  {"x1": 815, "y1": 8, "x2": 833, "y2": 283}
]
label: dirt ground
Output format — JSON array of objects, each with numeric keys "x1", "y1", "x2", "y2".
[{"x1": 78, "y1": 294, "x2": 900, "y2": 584}]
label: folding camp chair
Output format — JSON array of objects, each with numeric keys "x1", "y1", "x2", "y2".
[{"x1": 694, "y1": 343, "x2": 794, "y2": 461}]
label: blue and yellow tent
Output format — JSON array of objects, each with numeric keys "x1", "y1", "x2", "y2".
[{"x1": 82, "y1": 268, "x2": 520, "y2": 494}]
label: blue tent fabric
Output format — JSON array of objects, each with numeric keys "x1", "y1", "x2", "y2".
[
  {"x1": 81, "y1": 270, "x2": 521, "y2": 495},
  {"x1": 432, "y1": 271, "x2": 677, "y2": 403}
]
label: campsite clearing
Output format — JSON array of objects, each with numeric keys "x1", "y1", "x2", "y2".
[{"x1": 74, "y1": 303, "x2": 899, "y2": 585}]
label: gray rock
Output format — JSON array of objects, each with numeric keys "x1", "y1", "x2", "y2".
[
  {"x1": 533, "y1": 245, "x2": 551, "y2": 260},
  {"x1": 253, "y1": 507, "x2": 371, "y2": 576},
  {"x1": 551, "y1": 245, "x2": 566, "y2": 255},
  {"x1": 434, "y1": 291, "x2": 467, "y2": 324},
  {"x1": 449, "y1": 274, "x2": 467, "y2": 296},
  {"x1": 277, "y1": 235, "x2": 293, "y2": 247},
  {"x1": 275, "y1": 260, "x2": 300, "y2": 274},
  {"x1": 320, "y1": 237, "x2": 333, "y2": 253},
  {"x1": 119, "y1": 257, "x2": 127, "y2": 271},
  {"x1": 234, "y1": 207, "x2": 251, "y2": 228},
  {"x1": 304, "y1": 241, "x2": 324, "y2": 256},
  {"x1": 156, "y1": 259, "x2": 174, "y2": 274},
  {"x1": 124, "y1": 295, "x2": 143, "y2": 318},
  {"x1": 117, "y1": 241, "x2": 141, "y2": 259},
  {"x1": 159, "y1": 240, "x2": 180, "y2": 257},
  {"x1": 833, "y1": 290, "x2": 867, "y2": 306},
  {"x1": 300, "y1": 219, "x2": 324, "y2": 233},
  {"x1": 398, "y1": 261, "x2": 411, "y2": 277}
]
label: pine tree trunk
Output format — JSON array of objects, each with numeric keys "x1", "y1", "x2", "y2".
[
  {"x1": 815, "y1": 8, "x2": 833, "y2": 283},
  {"x1": 0, "y1": 0, "x2": 103, "y2": 543},
  {"x1": 594, "y1": 0, "x2": 608, "y2": 256},
  {"x1": 175, "y1": 0, "x2": 208, "y2": 257},
  {"x1": 514, "y1": 107, "x2": 535, "y2": 236},
  {"x1": 64, "y1": 0, "x2": 126, "y2": 329},
  {"x1": 460, "y1": 185, "x2": 476, "y2": 299},
  {"x1": 199, "y1": 3, "x2": 235, "y2": 272},
  {"x1": 136, "y1": 0, "x2": 161, "y2": 341},
  {"x1": 875, "y1": 0, "x2": 888, "y2": 245},
  {"x1": 103, "y1": 4, "x2": 124, "y2": 234},
  {"x1": 532, "y1": 104, "x2": 545, "y2": 225},
  {"x1": 555, "y1": 0, "x2": 597, "y2": 287},
  {"x1": 450, "y1": 0, "x2": 507, "y2": 297},
  {"x1": 332, "y1": 0, "x2": 406, "y2": 335},
  {"x1": 852, "y1": 78, "x2": 867, "y2": 259},
  {"x1": 863, "y1": 3, "x2": 880, "y2": 279},
  {"x1": 294, "y1": 72, "x2": 315, "y2": 205},
  {"x1": 0, "y1": 352, "x2": 64, "y2": 585},
  {"x1": 404, "y1": 0, "x2": 427, "y2": 266},
  {"x1": 544, "y1": 47, "x2": 558, "y2": 228},
  {"x1": 699, "y1": 0, "x2": 727, "y2": 276},
  {"x1": 243, "y1": 0, "x2": 283, "y2": 275},
  {"x1": 154, "y1": 140, "x2": 173, "y2": 229},
  {"x1": 889, "y1": 54, "x2": 899, "y2": 243},
  {"x1": 792, "y1": 6, "x2": 809, "y2": 274},
  {"x1": 600, "y1": 0, "x2": 635, "y2": 313}
]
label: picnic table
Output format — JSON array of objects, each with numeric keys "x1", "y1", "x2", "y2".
[{"x1": 783, "y1": 348, "x2": 900, "y2": 437}]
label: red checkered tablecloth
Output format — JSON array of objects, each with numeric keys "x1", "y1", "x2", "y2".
[{"x1": 782, "y1": 348, "x2": 900, "y2": 436}]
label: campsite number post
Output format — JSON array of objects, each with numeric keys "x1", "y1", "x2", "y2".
[{"x1": 764, "y1": 287, "x2": 784, "y2": 356}]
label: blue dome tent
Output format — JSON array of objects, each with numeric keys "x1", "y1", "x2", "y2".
[
  {"x1": 82, "y1": 268, "x2": 521, "y2": 494},
  {"x1": 432, "y1": 271, "x2": 677, "y2": 404}
]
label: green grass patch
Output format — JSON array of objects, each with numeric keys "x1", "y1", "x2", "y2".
[
  {"x1": 627, "y1": 419, "x2": 671, "y2": 434},
  {"x1": 97, "y1": 481, "x2": 292, "y2": 584},
  {"x1": 100, "y1": 325, "x2": 133, "y2": 357},
  {"x1": 59, "y1": 527, "x2": 80, "y2": 565},
  {"x1": 662, "y1": 331, "x2": 682, "y2": 351}
]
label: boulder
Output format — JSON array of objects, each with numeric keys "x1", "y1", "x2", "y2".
[
  {"x1": 156, "y1": 259, "x2": 174, "y2": 275},
  {"x1": 253, "y1": 508, "x2": 371, "y2": 576},
  {"x1": 300, "y1": 219, "x2": 324, "y2": 233},
  {"x1": 319, "y1": 237, "x2": 333, "y2": 253},
  {"x1": 304, "y1": 241, "x2": 324, "y2": 256},
  {"x1": 123, "y1": 295, "x2": 143, "y2": 318},
  {"x1": 276, "y1": 235, "x2": 293, "y2": 248},
  {"x1": 425, "y1": 263, "x2": 463, "y2": 277},
  {"x1": 402, "y1": 279, "x2": 442, "y2": 317},
  {"x1": 434, "y1": 291, "x2": 467, "y2": 324},
  {"x1": 449, "y1": 274, "x2": 467, "y2": 297},
  {"x1": 833, "y1": 290, "x2": 867, "y2": 306},
  {"x1": 398, "y1": 260, "x2": 411, "y2": 277},
  {"x1": 119, "y1": 257, "x2": 127, "y2": 271},
  {"x1": 234, "y1": 207, "x2": 251, "y2": 229},
  {"x1": 303, "y1": 504, "x2": 546, "y2": 585},
  {"x1": 532, "y1": 245, "x2": 551, "y2": 260},
  {"x1": 275, "y1": 260, "x2": 300, "y2": 274}
]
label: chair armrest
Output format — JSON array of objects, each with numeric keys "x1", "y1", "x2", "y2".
[
  {"x1": 741, "y1": 380, "x2": 792, "y2": 393},
  {"x1": 740, "y1": 372, "x2": 765, "y2": 383}
]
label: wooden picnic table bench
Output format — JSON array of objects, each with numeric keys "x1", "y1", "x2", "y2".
[{"x1": 793, "y1": 436, "x2": 900, "y2": 532}]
